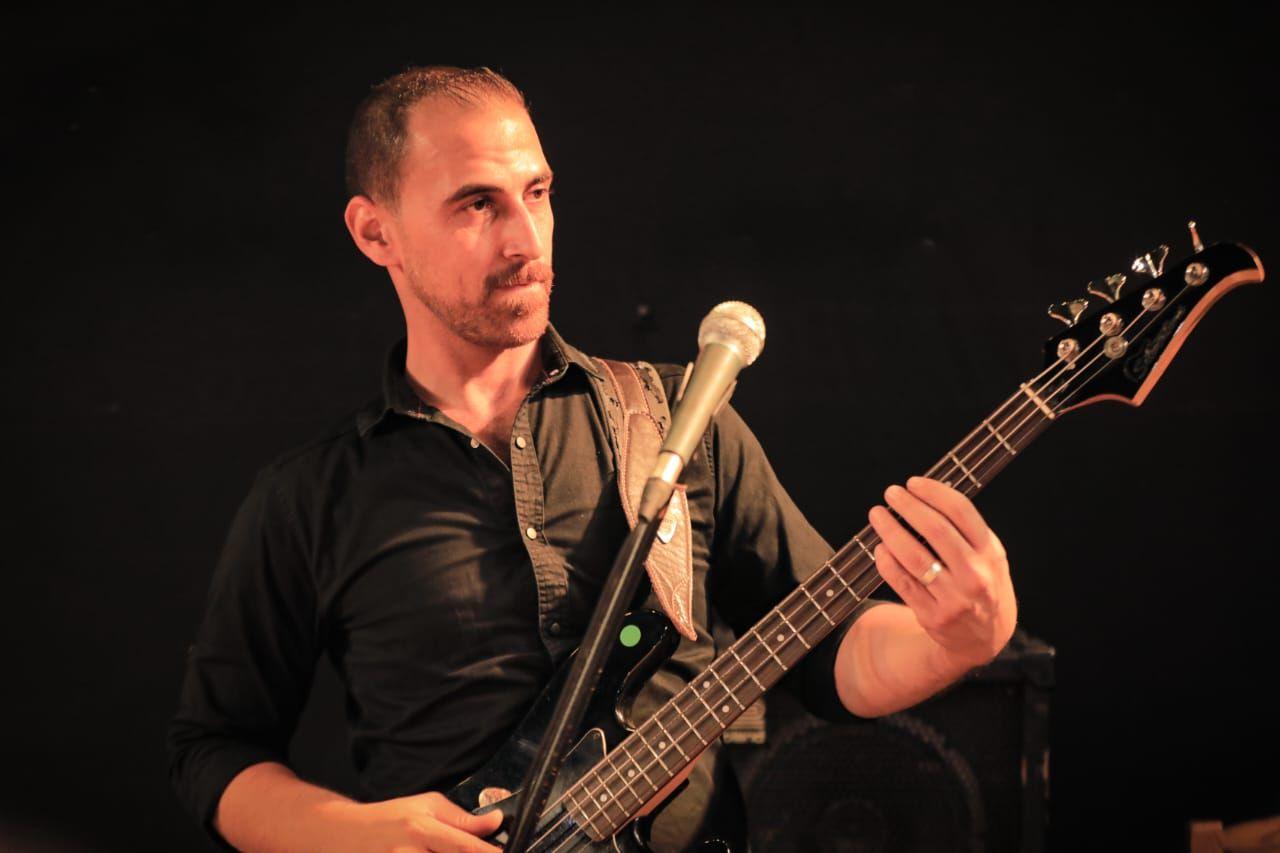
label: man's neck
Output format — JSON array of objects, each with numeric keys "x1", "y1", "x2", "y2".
[{"x1": 402, "y1": 319, "x2": 544, "y2": 421}]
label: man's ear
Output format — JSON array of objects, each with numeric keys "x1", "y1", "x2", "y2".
[{"x1": 344, "y1": 195, "x2": 398, "y2": 268}]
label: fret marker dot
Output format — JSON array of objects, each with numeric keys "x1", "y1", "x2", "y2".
[
  {"x1": 722, "y1": 705, "x2": 730, "y2": 713},
  {"x1": 777, "y1": 633, "x2": 785, "y2": 642},
  {"x1": 703, "y1": 680, "x2": 711, "y2": 689},
  {"x1": 826, "y1": 589, "x2": 835, "y2": 597},
  {"x1": 628, "y1": 769, "x2": 636, "y2": 777},
  {"x1": 599, "y1": 793, "x2": 608, "y2": 802},
  {"x1": 658, "y1": 741, "x2": 666, "y2": 749}
]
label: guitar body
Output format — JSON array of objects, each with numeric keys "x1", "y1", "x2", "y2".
[{"x1": 445, "y1": 609, "x2": 728, "y2": 851}]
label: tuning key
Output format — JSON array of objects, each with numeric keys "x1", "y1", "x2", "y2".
[
  {"x1": 1086, "y1": 273, "x2": 1127, "y2": 303},
  {"x1": 1131, "y1": 245, "x2": 1170, "y2": 278},
  {"x1": 1188, "y1": 220, "x2": 1204, "y2": 254},
  {"x1": 1048, "y1": 298, "x2": 1089, "y2": 327}
]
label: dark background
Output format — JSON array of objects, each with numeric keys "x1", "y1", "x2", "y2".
[{"x1": 3, "y1": 5, "x2": 1276, "y2": 851}]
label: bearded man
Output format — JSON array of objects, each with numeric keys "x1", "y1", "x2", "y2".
[{"x1": 167, "y1": 66, "x2": 1017, "y2": 852}]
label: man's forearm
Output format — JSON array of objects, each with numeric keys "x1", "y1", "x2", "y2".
[
  {"x1": 215, "y1": 761, "x2": 360, "y2": 852},
  {"x1": 833, "y1": 602, "x2": 978, "y2": 718}
]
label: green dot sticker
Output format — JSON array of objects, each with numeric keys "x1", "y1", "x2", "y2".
[{"x1": 619, "y1": 625, "x2": 642, "y2": 648}]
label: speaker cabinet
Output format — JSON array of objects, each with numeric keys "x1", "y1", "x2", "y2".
[{"x1": 725, "y1": 628, "x2": 1053, "y2": 853}]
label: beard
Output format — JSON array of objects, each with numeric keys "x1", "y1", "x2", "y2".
[{"x1": 406, "y1": 259, "x2": 555, "y2": 349}]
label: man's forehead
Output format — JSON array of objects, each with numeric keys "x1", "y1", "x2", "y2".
[{"x1": 402, "y1": 98, "x2": 548, "y2": 185}]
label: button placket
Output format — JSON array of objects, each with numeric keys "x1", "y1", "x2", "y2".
[{"x1": 509, "y1": 400, "x2": 566, "y2": 649}]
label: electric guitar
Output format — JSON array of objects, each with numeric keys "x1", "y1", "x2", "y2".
[{"x1": 445, "y1": 228, "x2": 1264, "y2": 851}]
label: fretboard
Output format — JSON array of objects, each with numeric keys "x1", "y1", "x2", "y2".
[{"x1": 560, "y1": 372, "x2": 1066, "y2": 841}]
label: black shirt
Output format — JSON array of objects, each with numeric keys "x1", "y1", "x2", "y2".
[{"x1": 166, "y1": 326, "x2": 874, "y2": 850}]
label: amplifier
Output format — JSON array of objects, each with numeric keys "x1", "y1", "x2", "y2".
[{"x1": 724, "y1": 628, "x2": 1054, "y2": 853}]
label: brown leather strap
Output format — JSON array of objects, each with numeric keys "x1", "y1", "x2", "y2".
[{"x1": 595, "y1": 359, "x2": 698, "y2": 642}]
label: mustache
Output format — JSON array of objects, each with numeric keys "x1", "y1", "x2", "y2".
[{"x1": 487, "y1": 262, "x2": 555, "y2": 291}]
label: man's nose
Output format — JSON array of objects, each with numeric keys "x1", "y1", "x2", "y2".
[{"x1": 501, "y1": 203, "x2": 545, "y2": 261}]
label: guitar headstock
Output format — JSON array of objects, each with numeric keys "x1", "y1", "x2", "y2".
[{"x1": 1040, "y1": 224, "x2": 1264, "y2": 416}]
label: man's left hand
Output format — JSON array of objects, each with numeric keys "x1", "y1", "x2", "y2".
[{"x1": 867, "y1": 475, "x2": 1017, "y2": 669}]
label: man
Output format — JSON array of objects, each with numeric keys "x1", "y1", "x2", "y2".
[{"x1": 167, "y1": 66, "x2": 1017, "y2": 852}]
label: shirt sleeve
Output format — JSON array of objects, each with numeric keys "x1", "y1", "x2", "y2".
[
  {"x1": 165, "y1": 465, "x2": 321, "y2": 847},
  {"x1": 704, "y1": 400, "x2": 885, "y2": 723}
]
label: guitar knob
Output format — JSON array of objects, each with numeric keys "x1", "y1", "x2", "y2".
[
  {"x1": 1048, "y1": 299, "x2": 1089, "y2": 327},
  {"x1": 1131, "y1": 245, "x2": 1170, "y2": 278},
  {"x1": 1086, "y1": 273, "x2": 1127, "y2": 303}
]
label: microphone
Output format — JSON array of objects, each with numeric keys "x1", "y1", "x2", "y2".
[{"x1": 636, "y1": 301, "x2": 766, "y2": 521}]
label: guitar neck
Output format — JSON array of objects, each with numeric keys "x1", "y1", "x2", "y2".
[
  {"x1": 547, "y1": 237, "x2": 1264, "y2": 842},
  {"x1": 561, "y1": 376, "x2": 1061, "y2": 841}
]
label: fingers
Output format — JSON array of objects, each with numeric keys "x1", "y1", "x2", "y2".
[
  {"x1": 881, "y1": 484, "x2": 977, "y2": 577},
  {"x1": 433, "y1": 803, "x2": 504, "y2": 837},
  {"x1": 424, "y1": 823, "x2": 503, "y2": 852},
  {"x1": 411, "y1": 792, "x2": 504, "y2": 852},
  {"x1": 873, "y1": 543, "x2": 936, "y2": 615},
  {"x1": 868, "y1": 504, "x2": 940, "y2": 591},
  {"x1": 905, "y1": 475, "x2": 997, "y2": 554}
]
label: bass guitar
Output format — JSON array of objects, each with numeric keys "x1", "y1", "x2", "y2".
[{"x1": 447, "y1": 229, "x2": 1264, "y2": 851}]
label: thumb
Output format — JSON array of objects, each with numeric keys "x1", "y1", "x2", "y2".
[{"x1": 434, "y1": 800, "x2": 505, "y2": 835}]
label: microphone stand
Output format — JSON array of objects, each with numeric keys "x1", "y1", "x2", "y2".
[{"x1": 502, "y1": 481, "x2": 676, "y2": 853}]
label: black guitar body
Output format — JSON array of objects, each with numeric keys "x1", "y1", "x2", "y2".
[{"x1": 445, "y1": 609, "x2": 729, "y2": 851}]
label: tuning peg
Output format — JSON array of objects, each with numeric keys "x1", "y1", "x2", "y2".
[
  {"x1": 1131, "y1": 245, "x2": 1170, "y2": 278},
  {"x1": 1086, "y1": 273, "x2": 1127, "y2": 303},
  {"x1": 1188, "y1": 220, "x2": 1204, "y2": 254},
  {"x1": 1048, "y1": 298, "x2": 1089, "y2": 327}
]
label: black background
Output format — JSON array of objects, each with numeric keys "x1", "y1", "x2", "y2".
[{"x1": 4, "y1": 5, "x2": 1277, "y2": 851}]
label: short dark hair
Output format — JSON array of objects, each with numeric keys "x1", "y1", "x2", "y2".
[{"x1": 344, "y1": 65, "x2": 527, "y2": 207}]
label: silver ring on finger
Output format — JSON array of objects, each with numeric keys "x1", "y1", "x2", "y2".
[{"x1": 920, "y1": 559, "x2": 946, "y2": 587}]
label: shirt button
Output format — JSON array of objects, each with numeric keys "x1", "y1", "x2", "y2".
[
  {"x1": 549, "y1": 622, "x2": 562, "y2": 635},
  {"x1": 469, "y1": 438, "x2": 480, "y2": 449},
  {"x1": 525, "y1": 526, "x2": 538, "y2": 540},
  {"x1": 515, "y1": 436, "x2": 527, "y2": 450}
]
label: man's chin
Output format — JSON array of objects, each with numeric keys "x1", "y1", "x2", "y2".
[{"x1": 465, "y1": 301, "x2": 549, "y2": 349}]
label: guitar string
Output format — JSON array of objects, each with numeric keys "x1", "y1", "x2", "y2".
[
  {"x1": 559, "y1": 356, "x2": 1111, "y2": 842},
  {"x1": 541, "y1": 363, "x2": 1067, "y2": 840},
  {"x1": 540, "y1": 283, "x2": 1194, "y2": 843},
  {"x1": 557, "y1": 334, "x2": 1098, "y2": 836},
  {"x1": 545, "y1": 420, "x2": 1052, "y2": 842},
  {"x1": 555, "y1": 349, "x2": 1099, "y2": 841}
]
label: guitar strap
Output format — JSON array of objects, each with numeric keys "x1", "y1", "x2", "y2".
[{"x1": 592, "y1": 358, "x2": 699, "y2": 642}]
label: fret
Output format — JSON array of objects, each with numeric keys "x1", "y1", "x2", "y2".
[
  {"x1": 565, "y1": 786, "x2": 602, "y2": 835},
  {"x1": 826, "y1": 562, "x2": 862, "y2": 603},
  {"x1": 982, "y1": 418, "x2": 1017, "y2": 454},
  {"x1": 589, "y1": 768, "x2": 623, "y2": 814},
  {"x1": 690, "y1": 682, "x2": 725, "y2": 723},
  {"x1": 639, "y1": 730, "x2": 671, "y2": 772},
  {"x1": 751, "y1": 627, "x2": 787, "y2": 671},
  {"x1": 800, "y1": 585, "x2": 837, "y2": 625},
  {"x1": 851, "y1": 536, "x2": 876, "y2": 567},
  {"x1": 1019, "y1": 383, "x2": 1056, "y2": 419},
  {"x1": 948, "y1": 452, "x2": 983, "y2": 488},
  {"x1": 729, "y1": 647, "x2": 765, "y2": 690},
  {"x1": 708, "y1": 668, "x2": 746, "y2": 710},
  {"x1": 606, "y1": 755, "x2": 643, "y2": 802},
  {"x1": 672, "y1": 702, "x2": 710, "y2": 745},
  {"x1": 775, "y1": 608, "x2": 811, "y2": 649},
  {"x1": 653, "y1": 717, "x2": 688, "y2": 761},
  {"x1": 620, "y1": 745, "x2": 656, "y2": 787}
]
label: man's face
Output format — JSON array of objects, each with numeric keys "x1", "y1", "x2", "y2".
[{"x1": 387, "y1": 97, "x2": 555, "y2": 349}]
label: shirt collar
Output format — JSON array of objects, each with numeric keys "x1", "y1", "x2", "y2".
[{"x1": 356, "y1": 323, "x2": 602, "y2": 436}]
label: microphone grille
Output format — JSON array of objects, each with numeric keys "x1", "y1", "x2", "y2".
[{"x1": 697, "y1": 301, "x2": 766, "y2": 365}]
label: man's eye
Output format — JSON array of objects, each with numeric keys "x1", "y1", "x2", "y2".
[
  {"x1": 530, "y1": 186, "x2": 554, "y2": 201},
  {"x1": 468, "y1": 197, "x2": 494, "y2": 212}
]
